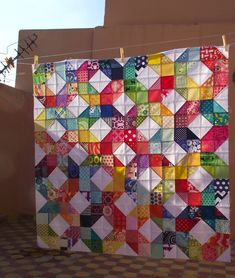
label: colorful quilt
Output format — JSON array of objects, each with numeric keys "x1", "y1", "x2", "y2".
[{"x1": 33, "y1": 46, "x2": 230, "y2": 261}]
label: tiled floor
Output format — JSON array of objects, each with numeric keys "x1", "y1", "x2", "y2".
[{"x1": 0, "y1": 216, "x2": 235, "y2": 278}]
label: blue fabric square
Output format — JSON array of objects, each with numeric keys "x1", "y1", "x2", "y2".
[{"x1": 101, "y1": 105, "x2": 113, "y2": 117}]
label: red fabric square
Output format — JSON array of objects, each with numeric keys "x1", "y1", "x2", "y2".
[
  {"x1": 124, "y1": 129, "x2": 137, "y2": 143},
  {"x1": 161, "y1": 76, "x2": 174, "y2": 89},
  {"x1": 188, "y1": 192, "x2": 202, "y2": 206},
  {"x1": 175, "y1": 179, "x2": 189, "y2": 192},
  {"x1": 148, "y1": 90, "x2": 162, "y2": 102},
  {"x1": 100, "y1": 142, "x2": 112, "y2": 154},
  {"x1": 150, "y1": 205, "x2": 163, "y2": 218},
  {"x1": 46, "y1": 155, "x2": 57, "y2": 167},
  {"x1": 100, "y1": 93, "x2": 113, "y2": 105},
  {"x1": 150, "y1": 154, "x2": 163, "y2": 167},
  {"x1": 46, "y1": 96, "x2": 56, "y2": 107},
  {"x1": 88, "y1": 143, "x2": 100, "y2": 154},
  {"x1": 176, "y1": 219, "x2": 199, "y2": 232},
  {"x1": 136, "y1": 142, "x2": 149, "y2": 154}
]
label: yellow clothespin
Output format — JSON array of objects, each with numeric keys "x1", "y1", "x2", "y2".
[
  {"x1": 34, "y1": 55, "x2": 38, "y2": 71},
  {"x1": 222, "y1": 34, "x2": 228, "y2": 52},
  {"x1": 120, "y1": 47, "x2": 125, "y2": 63},
  {"x1": 5, "y1": 57, "x2": 14, "y2": 69}
]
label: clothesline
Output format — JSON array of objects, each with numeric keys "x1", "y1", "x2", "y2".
[{"x1": 15, "y1": 31, "x2": 235, "y2": 63}]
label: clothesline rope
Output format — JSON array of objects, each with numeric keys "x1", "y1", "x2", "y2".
[{"x1": 16, "y1": 31, "x2": 235, "y2": 62}]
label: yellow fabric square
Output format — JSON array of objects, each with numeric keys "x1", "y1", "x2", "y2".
[
  {"x1": 89, "y1": 132, "x2": 99, "y2": 142},
  {"x1": 200, "y1": 87, "x2": 213, "y2": 100},
  {"x1": 152, "y1": 182, "x2": 163, "y2": 193},
  {"x1": 103, "y1": 240, "x2": 117, "y2": 254},
  {"x1": 80, "y1": 94, "x2": 90, "y2": 104},
  {"x1": 187, "y1": 77, "x2": 199, "y2": 88},
  {"x1": 187, "y1": 153, "x2": 200, "y2": 166},
  {"x1": 175, "y1": 166, "x2": 187, "y2": 179},
  {"x1": 35, "y1": 110, "x2": 46, "y2": 121},
  {"x1": 161, "y1": 63, "x2": 174, "y2": 76},
  {"x1": 149, "y1": 64, "x2": 161, "y2": 75},
  {"x1": 35, "y1": 120, "x2": 46, "y2": 131},
  {"x1": 79, "y1": 130, "x2": 90, "y2": 142},
  {"x1": 149, "y1": 103, "x2": 161, "y2": 116},
  {"x1": 138, "y1": 205, "x2": 150, "y2": 218},
  {"x1": 45, "y1": 119, "x2": 54, "y2": 129},
  {"x1": 163, "y1": 167, "x2": 175, "y2": 179},
  {"x1": 113, "y1": 167, "x2": 125, "y2": 191},
  {"x1": 90, "y1": 94, "x2": 100, "y2": 106},
  {"x1": 187, "y1": 88, "x2": 200, "y2": 100},
  {"x1": 148, "y1": 53, "x2": 162, "y2": 65}
]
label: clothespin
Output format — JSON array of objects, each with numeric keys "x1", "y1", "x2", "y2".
[
  {"x1": 34, "y1": 55, "x2": 38, "y2": 71},
  {"x1": 120, "y1": 47, "x2": 125, "y2": 63},
  {"x1": 5, "y1": 57, "x2": 14, "y2": 69},
  {"x1": 222, "y1": 34, "x2": 229, "y2": 52}
]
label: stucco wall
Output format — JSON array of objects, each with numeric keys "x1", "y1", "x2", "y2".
[{"x1": 0, "y1": 84, "x2": 34, "y2": 215}]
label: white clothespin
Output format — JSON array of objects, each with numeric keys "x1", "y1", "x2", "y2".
[{"x1": 222, "y1": 34, "x2": 229, "y2": 52}]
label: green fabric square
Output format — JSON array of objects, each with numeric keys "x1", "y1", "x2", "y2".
[
  {"x1": 78, "y1": 118, "x2": 89, "y2": 130},
  {"x1": 78, "y1": 82, "x2": 88, "y2": 94},
  {"x1": 124, "y1": 66, "x2": 136, "y2": 80},
  {"x1": 175, "y1": 75, "x2": 187, "y2": 88},
  {"x1": 136, "y1": 91, "x2": 148, "y2": 104},
  {"x1": 214, "y1": 113, "x2": 228, "y2": 126},
  {"x1": 151, "y1": 243, "x2": 163, "y2": 258},
  {"x1": 137, "y1": 104, "x2": 149, "y2": 116},
  {"x1": 162, "y1": 128, "x2": 174, "y2": 141},
  {"x1": 90, "y1": 240, "x2": 103, "y2": 253},
  {"x1": 163, "y1": 180, "x2": 175, "y2": 192},
  {"x1": 124, "y1": 80, "x2": 137, "y2": 93},
  {"x1": 175, "y1": 62, "x2": 187, "y2": 75},
  {"x1": 202, "y1": 193, "x2": 215, "y2": 206}
]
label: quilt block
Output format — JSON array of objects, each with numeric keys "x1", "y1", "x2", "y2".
[{"x1": 33, "y1": 46, "x2": 230, "y2": 261}]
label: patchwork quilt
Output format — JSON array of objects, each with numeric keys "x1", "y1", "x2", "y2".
[{"x1": 33, "y1": 46, "x2": 230, "y2": 261}]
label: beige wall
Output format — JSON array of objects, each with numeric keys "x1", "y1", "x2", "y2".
[
  {"x1": 3, "y1": 0, "x2": 234, "y2": 237},
  {"x1": 104, "y1": 0, "x2": 235, "y2": 26},
  {"x1": 0, "y1": 84, "x2": 34, "y2": 215}
]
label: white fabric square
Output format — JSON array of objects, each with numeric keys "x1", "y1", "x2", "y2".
[
  {"x1": 70, "y1": 192, "x2": 90, "y2": 213},
  {"x1": 188, "y1": 166, "x2": 213, "y2": 192},
  {"x1": 48, "y1": 167, "x2": 67, "y2": 189},
  {"x1": 190, "y1": 220, "x2": 216, "y2": 245},
  {"x1": 49, "y1": 215, "x2": 69, "y2": 236},
  {"x1": 69, "y1": 143, "x2": 88, "y2": 165},
  {"x1": 164, "y1": 193, "x2": 187, "y2": 217},
  {"x1": 113, "y1": 142, "x2": 136, "y2": 166},
  {"x1": 139, "y1": 219, "x2": 162, "y2": 242},
  {"x1": 114, "y1": 193, "x2": 137, "y2": 216},
  {"x1": 47, "y1": 120, "x2": 66, "y2": 142},
  {"x1": 91, "y1": 168, "x2": 112, "y2": 191},
  {"x1": 91, "y1": 216, "x2": 113, "y2": 240}
]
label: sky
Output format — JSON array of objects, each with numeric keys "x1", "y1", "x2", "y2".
[{"x1": 0, "y1": 0, "x2": 105, "y2": 86}]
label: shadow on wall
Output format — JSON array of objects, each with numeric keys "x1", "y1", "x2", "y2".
[{"x1": 0, "y1": 84, "x2": 35, "y2": 215}]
